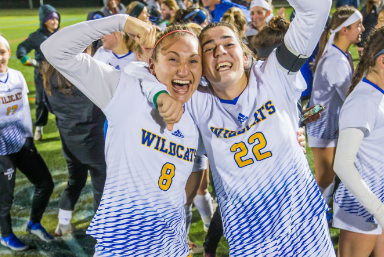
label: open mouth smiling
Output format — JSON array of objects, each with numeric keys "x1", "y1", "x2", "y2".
[
  {"x1": 216, "y1": 62, "x2": 233, "y2": 71},
  {"x1": 172, "y1": 79, "x2": 191, "y2": 94}
]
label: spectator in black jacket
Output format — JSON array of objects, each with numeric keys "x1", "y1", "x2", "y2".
[
  {"x1": 358, "y1": 0, "x2": 383, "y2": 50},
  {"x1": 16, "y1": 4, "x2": 60, "y2": 141},
  {"x1": 41, "y1": 61, "x2": 107, "y2": 237}
]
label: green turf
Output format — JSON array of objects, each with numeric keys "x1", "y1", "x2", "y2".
[{"x1": 0, "y1": 7, "x2": 342, "y2": 256}]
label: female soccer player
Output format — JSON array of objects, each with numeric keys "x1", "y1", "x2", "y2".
[
  {"x1": 126, "y1": 2, "x2": 151, "y2": 23},
  {"x1": 0, "y1": 36, "x2": 54, "y2": 250},
  {"x1": 146, "y1": 0, "x2": 334, "y2": 255},
  {"x1": 246, "y1": 0, "x2": 271, "y2": 39},
  {"x1": 307, "y1": 6, "x2": 364, "y2": 204},
  {"x1": 41, "y1": 15, "x2": 207, "y2": 257},
  {"x1": 333, "y1": 27, "x2": 384, "y2": 257}
]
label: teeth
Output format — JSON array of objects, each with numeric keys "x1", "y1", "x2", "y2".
[
  {"x1": 172, "y1": 86, "x2": 188, "y2": 92},
  {"x1": 216, "y1": 62, "x2": 232, "y2": 69},
  {"x1": 172, "y1": 80, "x2": 190, "y2": 84}
]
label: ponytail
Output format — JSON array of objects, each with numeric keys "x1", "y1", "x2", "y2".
[{"x1": 313, "y1": 28, "x2": 331, "y2": 73}]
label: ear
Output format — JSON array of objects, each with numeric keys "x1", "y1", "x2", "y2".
[
  {"x1": 135, "y1": 51, "x2": 142, "y2": 62},
  {"x1": 149, "y1": 58, "x2": 156, "y2": 75},
  {"x1": 266, "y1": 10, "x2": 272, "y2": 17},
  {"x1": 243, "y1": 53, "x2": 249, "y2": 68},
  {"x1": 378, "y1": 55, "x2": 384, "y2": 70}
]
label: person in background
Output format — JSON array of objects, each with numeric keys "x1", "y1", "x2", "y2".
[
  {"x1": 376, "y1": 6, "x2": 384, "y2": 27},
  {"x1": 0, "y1": 36, "x2": 54, "y2": 251},
  {"x1": 173, "y1": 7, "x2": 210, "y2": 27},
  {"x1": 333, "y1": 26, "x2": 384, "y2": 257},
  {"x1": 358, "y1": 0, "x2": 383, "y2": 54},
  {"x1": 41, "y1": 61, "x2": 106, "y2": 237},
  {"x1": 201, "y1": 0, "x2": 250, "y2": 23},
  {"x1": 222, "y1": 7, "x2": 248, "y2": 38},
  {"x1": 16, "y1": 4, "x2": 60, "y2": 141},
  {"x1": 159, "y1": 0, "x2": 179, "y2": 30},
  {"x1": 336, "y1": 0, "x2": 360, "y2": 9},
  {"x1": 307, "y1": 6, "x2": 364, "y2": 205},
  {"x1": 126, "y1": 2, "x2": 151, "y2": 23},
  {"x1": 100, "y1": 0, "x2": 127, "y2": 16},
  {"x1": 184, "y1": 0, "x2": 199, "y2": 9},
  {"x1": 246, "y1": 0, "x2": 271, "y2": 51}
]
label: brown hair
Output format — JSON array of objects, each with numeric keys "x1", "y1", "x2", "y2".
[
  {"x1": 221, "y1": 7, "x2": 247, "y2": 37},
  {"x1": 41, "y1": 61, "x2": 73, "y2": 96},
  {"x1": 313, "y1": 6, "x2": 357, "y2": 72},
  {"x1": 152, "y1": 24, "x2": 198, "y2": 62},
  {"x1": 161, "y1": 0, "x2": 179, "y2": 23},
  {"x1": 365, "y1": 0, "x2": 380, "y2": 15},
  {"x1": 349, "y1": 26, "x2": 384, "y2": 94},
  {"x1": 120, "y1": 31, "x2": 135, "y2": 51},
  {"x1": 251, "y1": 16, "x2": 290, "y2": 59},
  {"x1": 126, "y1": 2, "x2": 140, "y2": 15}
]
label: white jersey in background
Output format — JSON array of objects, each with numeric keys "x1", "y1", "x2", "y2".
[
  {"x1": 93, "y1": 47, "x2": 137, "y2": 71},
  {"x1": 334, "y1": 78, "x2": 384, "y2": 225},
  {"x1": 142, "y1": 0, "x2": 333, "y2": 255},
  {"x1": 307, "y1": 44, "x2": 353, "y2": 141},
  {"x1": 0, "y1": 68, "x2": 33, "y2": 155},
  {"x1": 41, "y1": 14, "x2": 207, "y2": 257}
]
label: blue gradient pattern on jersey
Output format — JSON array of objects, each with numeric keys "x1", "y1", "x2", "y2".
[
  {"x1": 0, "y1": 116, "x2": 25, "y2": 155},
  {"x1": 212, "y1": 144, "x2": 328, "y2": 256},
  {"x1": 307, "y1": 97, "x2": 342, "y2": 140},
  {"x1": 87, "y1": 160, "x2": 189, "y2": 257},
  {"x1": 334, "y1": 155, "x2": 384, "y2": 223}
]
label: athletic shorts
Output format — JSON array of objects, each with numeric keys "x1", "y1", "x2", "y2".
[
  {"x1": 333, "y1": 202, "x2": 382, "y2": 235},
  {"x1": 244, "y1": 212, "x2": 336, "y2": 256},
  {"x1": 308, "y1": 135, "x2": 337, "y2": 148}
]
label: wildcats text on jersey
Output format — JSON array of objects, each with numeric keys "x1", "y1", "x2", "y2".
[
  {"x1": 141, "y1": 129, "x2": 197, "y2": 163},
  {"x1": 210, "y1": 100, "x2": 276, "y2": 139},
  {"x1": 1, "y1": 92, "x2": 22, "y2": 105}
]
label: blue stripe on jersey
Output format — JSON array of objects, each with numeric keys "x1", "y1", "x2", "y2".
[
  {"x1": 332, "y1": 44, "x2": 348, "y2": 58},
  {"x1": 0, "y1": 73, "x2": 9, "y2": 84},
  {"x1": 0, "y1": 117, "x2": 25, "y2": 155},
  {"x1": 112, "y1": 51, "x2": 133, "y2": 59},
  {"x1": 218, "y1": 95, "x2": 240, "y2": 105},
  {"x1": 363, "y1": 77, "x2": 384, "y2": 95}
]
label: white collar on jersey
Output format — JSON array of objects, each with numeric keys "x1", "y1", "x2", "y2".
[
  {"x1": 0, "y1": 72, "x2": 9, "y2": 84},
  {"x1": 323, "y1": 10, "x2": 362, "y2": 57}
]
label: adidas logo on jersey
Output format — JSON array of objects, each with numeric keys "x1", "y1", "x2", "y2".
[
  {"x1": 172, "y1": 130, "x2": 184, "y2": 138},
  {"x1": 238, "y1": 113, "x2": 248, "y2": 123},
  {"x1": 115, "y1": 65, "x2": 120, "y2": 70},
  {"x1": 366, "y1": 216, "x2": 375, "y2": 223}
]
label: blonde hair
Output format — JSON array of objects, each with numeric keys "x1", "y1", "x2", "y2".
[{"x1": 222, "y1": 8, "x2": 247, "y2": 37}]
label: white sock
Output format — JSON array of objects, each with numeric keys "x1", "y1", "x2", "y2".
[
  {"x1": 194, "y1": 192, "x2": 213, "y2": 227},
  {"x1": 184, "y1": 204, "x2": 192, "y2": 234},
  {"x1": 58, "y1": 209, "x2": 73, "y2": 225},
  {"x1": 36, "y1": 126, "x2": 43, "y2": 133},
  {"x1": 323, "y1": 181, "x2": 335, "y2": 205}
]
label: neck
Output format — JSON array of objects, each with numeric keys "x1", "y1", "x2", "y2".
[
  {"x1": 0, "y1": 67, "x2": 7, "y2": 74},
  {"x1": 112, "y1": 43, "x2": 129, "y2": 55},
  {"x1": 334, "y1": 38, "x2": 352, "y2": 54},
  {"x1": 210, "y1": 72, "x2": 248, "y2": 100},
  {"x1": 366, "y1": 71, "x2": 384, "y2": 91},
  {"x1": 208, "y1": 0, "x2": 220, "y2": 11},
  {"x1": 47, "y1": 27, "x2": 55, "y2": 33}
]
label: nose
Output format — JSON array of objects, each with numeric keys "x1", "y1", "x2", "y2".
[
  {"x1": 177, "y1": 62, "x2": 189, "y2": 77},
  {"x1": 214, "y1": 44, "x2": 227, "y2": 58}
]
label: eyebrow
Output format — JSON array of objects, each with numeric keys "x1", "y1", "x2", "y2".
[
  {"x1": 167, "y1": 51, "x2": 200, "y2": 58},
  {"x1": 202, "y1": 35, "x2": 234, "y2": 48}
]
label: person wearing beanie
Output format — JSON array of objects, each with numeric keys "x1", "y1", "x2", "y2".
[
  {"x1": 100, "y1": 0, "x2": 127, "y2": 16},
  {"x1": 16, "y1": 4, "x2": 61, "y2": 141}
]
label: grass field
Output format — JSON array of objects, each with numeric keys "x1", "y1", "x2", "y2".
[{"x1": 0, "y1": 6, "x2": 348, "y2": 256}]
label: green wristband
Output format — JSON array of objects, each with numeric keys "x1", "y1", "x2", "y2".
[
  {"x1": 20, "y1": 56, "x2": 29, "y2": 64},
  {"x1": 153, "y1": 91, "x2": 169, "y2": 109}
]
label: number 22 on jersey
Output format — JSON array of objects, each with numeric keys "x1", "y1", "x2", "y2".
[
  {"x1": 230, "y1": 132, "x2": 272, "y2": 168},
  {"x1": 158, "y1": 163, "x2": 175, "y2": 191}
]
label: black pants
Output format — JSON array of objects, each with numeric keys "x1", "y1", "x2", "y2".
[
  {"x1": 34, "y1": 68, "x2": 48, "y2": 127},
  {"x1": 204, "y1": 206, "x2": 224, "y2": 254},
  {"x1": 59, "y1": 129, "x2": 106, "y2": 213},
  {"x1": 0, "y1": 142, "x2": 54, "y2": 238}
]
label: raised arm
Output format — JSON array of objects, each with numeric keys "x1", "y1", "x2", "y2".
[
  {"x1": 276, "y1": 0, "x2": 332, "y2": 74},
  {"x1": 41, "y1": 14, "x2": 156, "y2": 109}
]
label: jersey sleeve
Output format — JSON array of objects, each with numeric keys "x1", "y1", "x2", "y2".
[
  {"x1": 41, "y1": 15, "x2": 128, "y2": 109},
  {"x1": 19, "y1": 72, "x2": 33, "y2": 138},
  {"x1": 339, "y1": 95, "x2": 376, "y2": 137},
  {"x1": 275, "y1": 0, "x2": 332, "y2": 74}
]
